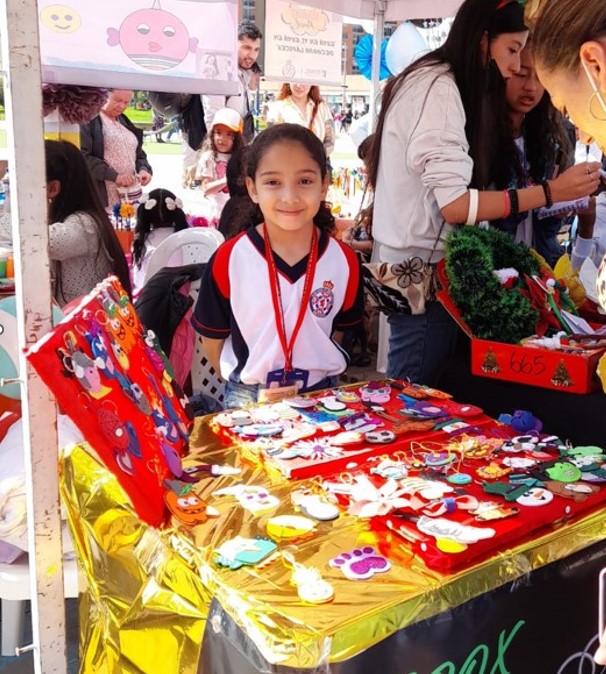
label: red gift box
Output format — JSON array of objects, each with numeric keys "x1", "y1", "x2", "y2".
[{"x1": 436, "y1": 262, "x2": 605, "y2": 394}]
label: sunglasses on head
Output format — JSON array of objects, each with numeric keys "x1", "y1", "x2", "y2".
[{"x1": 496, "y1": 0, "x2": 526, "y2": 9}]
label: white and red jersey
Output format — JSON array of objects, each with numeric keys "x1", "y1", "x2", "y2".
[{"x1": 192, "y1": 226, "x2": 363, "y2": 387}]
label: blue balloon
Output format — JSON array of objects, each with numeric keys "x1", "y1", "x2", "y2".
[{"x1": 354, "y1": 34, "x2": 391, "y2": 81}]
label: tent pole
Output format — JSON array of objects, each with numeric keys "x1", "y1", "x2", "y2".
[
  {"x1": 0, "y1": 0, "x2": 68, "y2": 672},
  {"x1": 369, "y1": 0, "x2": 386, "y2": 130}
]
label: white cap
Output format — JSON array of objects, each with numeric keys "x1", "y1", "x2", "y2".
[{"x1": 212, "y1": 108, "x2": 243, "y2": 133}]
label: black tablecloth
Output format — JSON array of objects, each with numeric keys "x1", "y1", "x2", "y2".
[
  {"x1": 199, "y1": 540, "x2": 606, "y2": 673},
  {"x1": 438, "y1": 337, "x2": 605, "y2": 445}
]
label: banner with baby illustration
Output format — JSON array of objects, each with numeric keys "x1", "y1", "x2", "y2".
[
  {"x1": 264, "y1": 0, "x2": 343, "y2": 86},
  {"x1": 37, "y1": 0, "x2": 239, "y2": 95}
]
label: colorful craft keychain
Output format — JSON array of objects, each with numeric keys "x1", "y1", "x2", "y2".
[
  {"x1": 328, "y1": 546, "x2": 391, "y2": 580},
  {"x1": 291, "y1": 488, "x2": 340, "y2": 521},
  {"x1": 164, "y1": 486, "x2": 219, "y2": 526},
  {"x1": 214, "y1": 536, "x2": 277, "y2": 569},
  {"x1": 282, "y1": 551, "x2": 334, "y2": 603},
  {"x1": 347, "y1": 478, "x2": 411, "y2": 518},
  {"x1": 212, "y1": 484, "x2": 280, "y2": 514},
  {"x1": 266, "y1": 515, "x2": 317, "y2": 541}
]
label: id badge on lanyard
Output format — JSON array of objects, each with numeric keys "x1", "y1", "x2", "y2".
[{"x1": 259, "y1": 224, "x2": 318, "y2": 402}]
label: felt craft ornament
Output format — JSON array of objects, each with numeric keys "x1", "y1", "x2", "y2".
[
  {"x1": 164, "y1": 486, "x2": 219, "y2": 526},
  {"x1": 291, "y1": 488, "x2": 340, "y2": 521},
  {"x1": 282, "y1": 551, "x2": 334, "y2": 603},
  {"x1": 266, "y1": 515, "x2": 317, "y2": 540},
  {"x1": 215, "y1": 537, "x2": 277, "y2": 569},
  {"x1": 370, "y1": 457, "x2": 409, "y2": 480},
  {"x1": 416, "y1": 515, "x2": 496, "y2": 546},
  {"x1": 444, "y1": 226, "x2": 540, "y2": 344},
  {"x1": 212, "y1": 485, "x2": 280, "y2": 514},
  {"x1": 269, "y1": 438, "x2": 345, "y2": 461},
  {"x1": 347, "y1": 478, "x2": 412, "y2": 518},
  {"x1": 328, "y1": 547, "x2": 391, "y2": 580}
]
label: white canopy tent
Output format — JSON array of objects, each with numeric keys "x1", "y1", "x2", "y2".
[
  {"x1": 305, "y1": 0, "x2": 463, "y2": 124},
  {"x1": 304, "y1": 0, "x2": 462, "y2": 20},
  {"x1": 0, "y1": 0, "x2": 463, "y2": 672}
]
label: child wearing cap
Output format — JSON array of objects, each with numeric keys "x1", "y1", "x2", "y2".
[
  {"x1": 194, "y1": 108, "x2": 243, "y2": 195},
  {"x1": 189, "y1": 108, "x2": 244, "y2": 224}
]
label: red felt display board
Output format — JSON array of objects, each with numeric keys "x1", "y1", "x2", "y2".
[{"x1": 26, "y1": 277, "x2": 191, "y2": 526}]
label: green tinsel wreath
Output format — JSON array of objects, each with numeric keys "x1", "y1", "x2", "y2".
[{"x1": 444, "y1": 227, "x2": 540, "y2": 344}]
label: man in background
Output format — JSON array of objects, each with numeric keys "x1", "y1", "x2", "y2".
[
  {"x1": 149, "y1": 20, "x2": 262, "y2": 172},
  {"x1": 203, "y1": 21, "x2": 262, "y2": 145}
]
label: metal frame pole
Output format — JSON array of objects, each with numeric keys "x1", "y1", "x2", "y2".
[
  {"x1": 369, "y1": 0, "x2": 386, "y2": 130},
  {"x1": 0, "y1": 0, "x2": 67, "y2": 671}
]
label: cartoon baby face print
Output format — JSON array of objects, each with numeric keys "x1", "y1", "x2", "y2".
[{"x1": 107, "y1": 3, "x2": 199, "y2": 71}]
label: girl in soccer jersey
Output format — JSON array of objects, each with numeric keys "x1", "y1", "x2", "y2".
[{"x1": 192, "y1": 123, "x2": 364, "y2": 408}]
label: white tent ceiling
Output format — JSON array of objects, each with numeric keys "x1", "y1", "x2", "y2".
[{"x1": 303, "y1": 0, "x2": 463, "y2": 21}]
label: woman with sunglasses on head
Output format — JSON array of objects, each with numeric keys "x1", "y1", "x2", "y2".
[{"x1": 367, "y1": 0, "x2": 599, "y2": 387}]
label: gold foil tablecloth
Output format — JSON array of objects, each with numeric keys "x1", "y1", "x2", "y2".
[{"x1": 60, "y1": 417, "x2": 606, "y2": 672}]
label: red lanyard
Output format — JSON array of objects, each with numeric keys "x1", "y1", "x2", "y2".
[{"x1": 263, "y1": 223, "x2": 319, "y2": 373}]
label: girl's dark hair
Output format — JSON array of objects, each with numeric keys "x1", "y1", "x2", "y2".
[
  {"x1": 278, "y1": 84, "x2": 324, "y2": 131},
  {"x1": 45, "y1": 139, "x2": 132, "y2": 299},
  {"x1": 357, "y1": 134, "x2": 375, "y2": 164},
  {"x1": 246, "y1": 124, "x2": 334, "y2": 233},
  {"x1": 533, "y1": 0, "x2": 606, "y2": 73},
  {"x1": 367, "y1": 0, "x2": 527, "y2": 190},
  {"x1": 132, "y1": 188, "x2": 189, "y2": 267},
  {"x1": 226, "y1": 146, "x2": 249, "y2": 198},
  {"x1": 495, "y1": 85, "x2": 571, "y2": 189}
]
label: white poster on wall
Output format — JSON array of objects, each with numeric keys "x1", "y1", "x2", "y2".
[
  {"x1": 37, "y1": 0, "x2": 239, "y2": 95},
  {"x1": 264, "y1": 0, "x2": 343, "y2": 86}
]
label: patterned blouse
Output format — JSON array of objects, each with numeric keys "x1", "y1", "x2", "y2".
[
  {"x1": 48, "y1": 212, "x2": 113, "y2": 306},
  {"x1": 101, "y1": 113, "x2": 138, "y2": 208},
  {"x1": 267, "y1": 97, "x2": 335, "y2": 155}
]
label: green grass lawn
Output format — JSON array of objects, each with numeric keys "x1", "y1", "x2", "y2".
[
  {"x1": 125, "y1": 107, "x2": 153, "y2": 127},
  {"x1": 143, "y1": 139, "x2": 182, "y2": 155}
]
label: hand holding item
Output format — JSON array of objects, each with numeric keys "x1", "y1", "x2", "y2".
[
  {"x1": 550, "y1": 162, "x2": 601, "y2": 202},
  {"x1": 138, "y1": 170, "x2": 152, "y2": 186},
  {"x1": 115, "y1": 173, "x2": 136, "y2": 187}
]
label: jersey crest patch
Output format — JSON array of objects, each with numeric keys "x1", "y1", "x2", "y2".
[{"x1": 310, "y1": 280, "x2": 334, "y2": 317}]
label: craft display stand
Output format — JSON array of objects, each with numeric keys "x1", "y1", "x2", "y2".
[
  {"x1": 58, "y1": 417, "x2": 606, "y2": 673},
  {"x1": 27, "y1": 278, "x2": 606, "y2": 671}
]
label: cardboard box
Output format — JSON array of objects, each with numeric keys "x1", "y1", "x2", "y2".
[{"x1": 436, "y1": 262, "x2": 605, "y2": 394}]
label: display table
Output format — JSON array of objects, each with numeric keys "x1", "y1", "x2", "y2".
[
  {"x1": 60, "y1": 417, "x2": 606, "y2": 673},
  {"x1": 439, "y1": 337, "x2": 606, "y2": 445}
]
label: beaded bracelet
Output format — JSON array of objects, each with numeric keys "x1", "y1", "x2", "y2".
[
  {"x1": 541, "y1": 180, "x2": 554, "y2": 208},
  {"x1": 507, "y1": 188, "x2": 519, "y2": 218}
]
